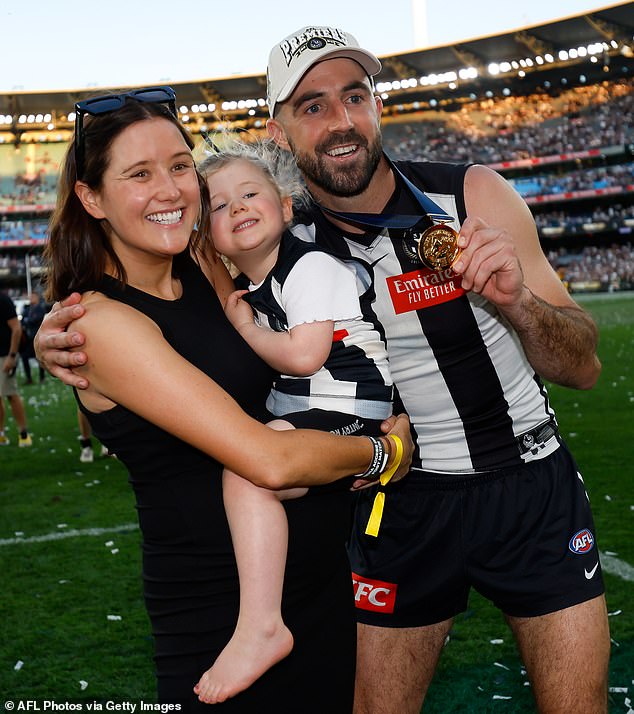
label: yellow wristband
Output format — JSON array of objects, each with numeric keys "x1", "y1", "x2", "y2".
[{"x1": 379, "y1": 435, "x2": 403, "y2": 486}]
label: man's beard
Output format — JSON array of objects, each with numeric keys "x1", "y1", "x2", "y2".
[{"x1": 289, "y1": 130, "x2": 383, "y2": 198}]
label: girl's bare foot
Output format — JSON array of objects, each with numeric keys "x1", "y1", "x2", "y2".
[{"x1": 194, "y1": 621, "x2": 293, "y2": 704}]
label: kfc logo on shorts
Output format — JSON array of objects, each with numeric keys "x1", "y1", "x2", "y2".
[
  {"x1": 569, "y1": 528, "x2": 595, "y2": 554},
  {"x1": 352, "y1": 572, "x2": 397, "y2": 613}
]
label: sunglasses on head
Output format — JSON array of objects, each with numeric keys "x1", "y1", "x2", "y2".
[{"x1": 74, "y1": 86, "x2": 178, "y2": 179}]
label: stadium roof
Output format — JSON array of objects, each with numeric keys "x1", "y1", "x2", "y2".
[{"x1": 1, "y1": 1, "x2": 633, "y2": 131}]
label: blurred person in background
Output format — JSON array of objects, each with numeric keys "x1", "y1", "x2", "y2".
[
  {"x1": 0, "y1": 291, "x2": 32, "y2": 446},
  {"x1": 77, "y1": 407, "x2": 110, "y2": 462},
  {"x1": 20, "y1": 290, "x2": 47, "y2": 384}
]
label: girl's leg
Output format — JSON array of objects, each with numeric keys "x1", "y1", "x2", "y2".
[{"x1": 194, "y1": 419, "x2": 307, "y2": 704}]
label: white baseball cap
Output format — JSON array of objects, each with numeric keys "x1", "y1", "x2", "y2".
[{"x1": 266, "y1": 26, "x2": 382, "y2": 117}]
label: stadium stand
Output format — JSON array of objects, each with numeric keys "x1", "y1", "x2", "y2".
[{"x1": 1, "y1": 4, "x2": 633, "y2": 298}]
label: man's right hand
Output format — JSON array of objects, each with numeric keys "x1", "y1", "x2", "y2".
[{"x1": 34, "y1": 293, "x2": 90, "y2": 389}]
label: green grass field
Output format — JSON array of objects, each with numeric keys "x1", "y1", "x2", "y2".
[{"x1": 1, "y1": 293, "x2": 632, "y2": 711}]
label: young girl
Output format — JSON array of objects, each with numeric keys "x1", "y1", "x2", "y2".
[{"x1": 194, "y1": 139, "x2": 397, "y2": 704}]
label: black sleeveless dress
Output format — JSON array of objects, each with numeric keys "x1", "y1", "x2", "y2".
[{"x1": 77, "y1": 253, "x2": 356, "y2": 712}]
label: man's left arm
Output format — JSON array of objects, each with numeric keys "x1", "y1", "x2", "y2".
[{"x1": 453, "y1": 164, "x2": 600, "y2": 390}]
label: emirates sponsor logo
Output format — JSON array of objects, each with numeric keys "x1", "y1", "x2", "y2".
[
  {"x1": 352, "y1": 572, "x2": 397, "y2": 613},
  {"x1": 387, "y1": 267, "x2": 464, "y2": 314}
]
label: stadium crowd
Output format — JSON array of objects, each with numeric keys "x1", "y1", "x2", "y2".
[
  {"x1": 383, "y1": 80, "x2": 634, "y2": 164},
  {"x1": 548, "y1": 242, "x2": 634, "y2": 291},
  {"x1": 509, "y1": 162, "x2": 634, "y2": 199},
  {"x1": 535, "y1": 204, "x2": 634, "y2": 237},
  {"x1": 0, "y1": 220, "x2": 48, "y2": 243},
  {"x1": 0, "y1": 176, "x2": 57, "y2": 208}
]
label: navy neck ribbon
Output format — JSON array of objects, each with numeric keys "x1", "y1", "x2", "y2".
[{"x1": 318, "y1": 159, "x2": 454, "y2": 231}]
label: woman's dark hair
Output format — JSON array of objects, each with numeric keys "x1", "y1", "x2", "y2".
[{"x1": 43, "y1": 99, "x2": 211, "y2": 301}]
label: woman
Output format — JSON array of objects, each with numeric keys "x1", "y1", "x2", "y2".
[{"x1": 42, "y1": 87, "x2": 411, "y2": 712}]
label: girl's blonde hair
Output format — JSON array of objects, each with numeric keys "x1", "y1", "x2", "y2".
[{"x1": 197, "y1": 134, "x2": 311, "y2": 214}]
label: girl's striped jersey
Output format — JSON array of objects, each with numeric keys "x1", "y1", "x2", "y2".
[
  {"x1": 292, "y1": 160, "x2": 558, "y2": 473},
  {"x1": 242, "y1": 230, "x2": 394, "y2": 421}
]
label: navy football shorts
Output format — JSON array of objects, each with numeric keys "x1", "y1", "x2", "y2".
[{"x1": 347, "y1": 441, "x2": 605, "y2": 626}]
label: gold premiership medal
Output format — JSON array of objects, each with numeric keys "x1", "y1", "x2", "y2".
[{"x1": 417, "y1": 223, "x2": 460, "y2": 270}]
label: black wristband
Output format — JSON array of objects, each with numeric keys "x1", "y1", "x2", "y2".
[{"x1": 359, "y1": 437, "x2": 390, "y2": 481}]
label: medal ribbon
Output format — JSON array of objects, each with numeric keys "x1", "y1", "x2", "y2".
[
  {"x1": 319, "y1": 161, "x2": 455, "y2": 230},
  {"x1": 365, "y1": 435, "x2": 404, "y2": 538}
]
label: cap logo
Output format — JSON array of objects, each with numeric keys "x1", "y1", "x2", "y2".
[
  {"x1": 280, "y1": 26, "x2": 348, "y2": 67},
  {"x1": 307, "y1": 37, "x2": 327, "y2": 50}
]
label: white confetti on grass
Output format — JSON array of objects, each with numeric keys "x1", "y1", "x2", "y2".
[
  {"x1": 107, "y1": 615, "x2": 122, "y2": 621},
  {"x1": 610, "y1": 687, "x2": 628, "y2": 693},
  {"x1": 492, "y1": 695, "x2": 512, "y2": 700},
  {"x1": 0, "y1": 523, "x2": 137, "y2": 546},
  {"x1": 79, "y1": 680, "x2": 88, "y2": 691},
  {"x1": 14, "y1": 660, "x2": 24, "y2": 670},
  {"x1": 490, "y1": 639, "x2": 504, "y2": 644},
  {"x1": 608, "y1": 609, "x2": 622, "y2": 616},
  {"x1": 493, "y1": 662, "x2": 510, "y2": 671}
]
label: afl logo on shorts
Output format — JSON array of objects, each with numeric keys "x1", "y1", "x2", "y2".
[
  {"x1": 308, "y1": 37, "x2": 327, "y2": 50},
  {"x1": 569, "y1": 528, "x2": 595, "y2": 554}
]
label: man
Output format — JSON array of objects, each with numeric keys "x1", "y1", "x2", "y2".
[
  {"x1": 0, "y1": 292, "x2": 32, "y2": 446},
  {"x1": 36, "y1": 26, "x2": 609, "y2": 713},
  {"x1": 263, "y1": 27, "x2": 609, "y2": 714},
  {"x1": 20, "y1": 291, "x2": 47, "y2": 384}
]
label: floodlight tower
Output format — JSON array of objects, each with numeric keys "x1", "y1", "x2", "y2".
[{"x1": 412, "y1": 0, "x2": 429, "y2": 48}]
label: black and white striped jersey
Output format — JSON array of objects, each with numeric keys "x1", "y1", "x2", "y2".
[
  {"x1": 292, "y1": 160, "x2": 558, "y2": 473},
  {"x1": 242, "y1": 230, "x2": 393, "y2": 421}
]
